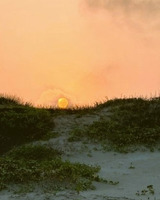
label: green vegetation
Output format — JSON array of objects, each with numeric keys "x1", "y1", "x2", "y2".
[
  {"x1": 0, "y1": 95, "x2": 53, "y2": 154},
  {"x1": 0, "y1": 96, "x2": 112, "y2": 193},
  {"x1": 136, "y1": 185, "x2": 155, "y2": 196},
  {"x1": 1, "y1": 94, "x2": 159, "y2": 194},
  {"x1": 5, "y1": 144, "x2": 62, "y2": 161},
  {"x1": 0, "y1": 95, "x2": 26, "y2": 106},
  {"x1": 46, "y1": 105, "x2": 96, "y2": 116},
  {"x1": 0, "y1": 144, "x2": 102, "y2": 193},
  {"x1": 68, "y1": 97, "x2": 160, "y2": 151}
]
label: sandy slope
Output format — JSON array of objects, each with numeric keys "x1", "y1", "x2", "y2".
[{"x1": 0, "y1": 109, "x2": 160, "y2": 200}]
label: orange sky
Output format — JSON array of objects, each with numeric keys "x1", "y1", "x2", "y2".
[{"x1": 0, "y1": 0, "x2": 160, "y2": 107}]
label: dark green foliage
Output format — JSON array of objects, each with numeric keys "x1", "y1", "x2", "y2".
[
  {"x1": 68, "y1": 128, "x2": 85, "y2": 142},
  {"x1": 0, "y1": 107, "x2": 53, "y2": 154},
  {"x1": 0, "y1": 145, "x2": 101, "y2": 192},
  {"x1": 97, "y1": 97, "x2": 146, "y2": 108},
  {"x1": 5, "y1": 144, "x2": 62, "y2": 161},
  {"x1": 47, "y1": 97, "x2": 160, "y2": 116},
  {"x1": 46, "y1": 106, "x2": 95, "y2": 116},
  {"x1": 0, "y1": 95, "x2": 23, "y2": 106},
  {"x1": 69, "y1": 97, "x2": 160, "y2": 150},
  {"x1": 93, "y1": 97, "x2": 160, "y2": 146},
  {"x1": 0, "y1": 95, "x2": 33, "y2": 107}
]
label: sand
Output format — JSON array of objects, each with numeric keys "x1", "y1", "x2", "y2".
[{"x1": 0, "y1": 109, "x2": 160, "y2": 200}]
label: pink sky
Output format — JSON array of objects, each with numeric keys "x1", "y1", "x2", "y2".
[{"x1": 0, "y1": 0, "x2": 160, "y2": 107}]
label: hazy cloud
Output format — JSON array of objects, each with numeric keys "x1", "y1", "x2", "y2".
[
  {"x1": 84, "y1": 0, "x2": 160, "y2": 29},
  {"x1": 85, "y1": 0, "x2": 160, "y2": 15}
]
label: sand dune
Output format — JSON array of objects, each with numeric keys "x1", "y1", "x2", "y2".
[{"x1": 0, "y1": 108, "x2": 160, "y2": 200}]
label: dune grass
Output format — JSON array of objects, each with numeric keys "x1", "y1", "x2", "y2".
[
  {"x1": 0, "y1": 95, "x2": 23, "y2": 106},
  {"x1": 68, "y1": 97, "x2": 160, "y2": 151},
  {"x1": 0, "y1": 94, "x2": 159, "y2": 193},
  {"x1": 1, "y1": 95, "x2": 160, "y2": 153},
  {"x1": 0, "y1": 95, "x2": 54, "y2": 154},
  {"x1": 0, "y1": 94, "x2": 32, "y2": 107}
]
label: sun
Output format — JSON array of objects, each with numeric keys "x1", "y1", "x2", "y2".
[{"x1": 58, "y1": 97, "x2": 69, "y2": 109}]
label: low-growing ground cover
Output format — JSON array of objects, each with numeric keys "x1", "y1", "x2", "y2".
[
  {"x1": 68, "y1": 97, "x2": 160, "y2": 151},
  {"x1": 0, "y1": 144, "x2": 102, "y2": 193}
]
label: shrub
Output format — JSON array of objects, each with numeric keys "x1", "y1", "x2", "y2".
[
  {"x1": 0, "y1": 95, "x2": 23, "y2": 106},
  {"x1": 69, "y1": 97, "x2": 160, "y2": 151},
  {"x1": 88, "y1": 97, "x2": 160, "y2": 148},
  {"x1": 0, "y1": 107, "x2": 53, "y2": 154},
  {"x1": 5, "y1": 144, "x2": 62, "y2": 161}
]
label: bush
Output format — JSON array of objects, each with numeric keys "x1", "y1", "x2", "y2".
[
  {"x1": 87, "y1": 97, "x2": 160, "y2": 148},
  {"x1": 69, "y1": 97, "x2": 160, "y2": 151},
  {"x1": 5, "y1": 144, "x2": 62, "y2": 161},
  {"x1": 0, "y1": 95, "x2": 23, "y2": 106},
  {"x1": 0, "y1": 107, "x2": 53, "y2": 154}
]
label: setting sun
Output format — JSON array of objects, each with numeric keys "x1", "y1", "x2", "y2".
[{"x1": 58, "y1": 97, "x2": 69, "y2": 109}]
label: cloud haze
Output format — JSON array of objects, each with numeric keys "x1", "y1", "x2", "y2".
[
  {"x1": 85, "y1": 0, "x2": 160, "y2": 29},
  {"x1": 0, "y1": 0, "x2": 160, "y2": 106}
]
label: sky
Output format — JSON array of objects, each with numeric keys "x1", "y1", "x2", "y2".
[{"x1": 0, "y1": 0, "x2": 160, "y2": 107}]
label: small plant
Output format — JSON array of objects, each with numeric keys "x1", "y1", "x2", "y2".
[
  {"x1": 136, "y1": 185, "x2": 155, "y2": 196},
  {"x1": 87, "y1": 153, "x2": 92, "y2": 157},
  {"x1": 128, "y1": 162, "x2": 135, "y2": 169},
  {"x1": 93, "y1": 175, "x2": 119, "y2": 185},
  {"x1": 147, "y1": 185, "x2": 155, "y2": 194},
  {"x1": 141, "y1": 189, "x2": 148, "y2": 195}
]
